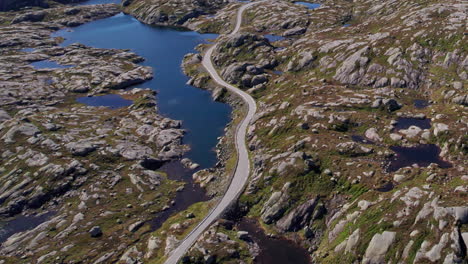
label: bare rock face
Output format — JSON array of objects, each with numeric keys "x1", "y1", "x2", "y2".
[
  {"x1": 286, "y1": 51, "x2": 317, "y2": 72},
  {"x1": 66, "y1": 141, "x2": 97, "y2": 156},
  {"x1": 261, "y1": 182, "x2": 291, "y2": 224},
  {"x1": 363, "y1": 231, "x2": 396, "y2": 264},
  {"x1": 116, "y1": 142, "x2": 154, "y2": 160},
  {"x1": 276, "y1": 197, "x2": 319, "y2": 232},
  {"x1": 334, "y1": 46, "x2": 370, "y2": 85},
  {"x1": 0, "y1": 109, "x2": 11, "y2": 122}
]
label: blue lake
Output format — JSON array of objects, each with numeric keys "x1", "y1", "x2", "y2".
[
  {"x1": 295, "y1": 2, "x2": 321, "y2": 9},
  {"x1": 30, "y1": 60, "x2": 74, "y2": 69},
  {"x1": 77, "y1": 94, "x2": 133, "y2": 109},
  {"x1": 54, "y1": 13, "x2": 231, "y2": 169},
  {"x1": 21, "y1": 48, "x2": 35, "y2": 52}
]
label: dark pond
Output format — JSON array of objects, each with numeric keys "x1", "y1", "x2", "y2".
[
  {"x1": 149, "y1": 161, "x2": 208, "y2": 230},
  {"x1": 53, "y1": 12, "x2": 230, "y2": 169},
  {"x1": 265, "y1": 34, "x2": 285, "y2": 42},
  {"x1": 238, "y1": 218, "x2": 311, "y2": 264},
  {"x1": 76, "y1": 94, "x2": 133, "y2": 109},
  {"x1": 294, "y1": 2, "x2": 321, "y2": 9},
  {"x1": 387, "y1": 144, "x2": 452, "y2": 172},
  {"x1": 0, "y1": 212, "x2": 54, "y2": 243},
  {"x1": 343, "y1": 24, "x2": 351, "y2": 27},
  {"x1": 413, "y1": 99, "x2": 429, "y2": 109},
  {"x1": 393, "y1": 117, "x2": 431, "y2": 130},
  {"x1": 30, "y1": 60, "x2": 74, "y2": 69}
]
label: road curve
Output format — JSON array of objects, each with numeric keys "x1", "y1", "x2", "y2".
[{"x1": 163, "y1": 1, "x2": 263, "y2": 263}]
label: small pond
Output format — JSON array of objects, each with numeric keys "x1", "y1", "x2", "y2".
[
  {"x1": 21, "y1": 48, "x2": 35, "y2": 52},
  {"x1": 238, "y1": 218, "x2": 311, "y2": 264},
  {"x1": 387, "y1": 144, "x2": 452, "y2": 172},
  {"x1": 393, "y1": 117, "x2": 431, "y2": 130},
  {"x1": 413, "y1": 99, "x2": 430, "y2": 109},
  {"x1": 294, "y1": 2, "x2": 321, "y2": 9},
  {"x1": 0, "y1": 212, "x2": 54, "y2": 243},
  {"x1": 264, "y1": 34, "x2": 285, "y2": 42},
  {"x1": 76, "y1": 94, "x2": 133, "y2": 109}
]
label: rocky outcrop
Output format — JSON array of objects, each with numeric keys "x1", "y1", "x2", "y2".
[
  {"x1": 276, "y1": 197, "x2": 319, "y2": 232},
  {"x1": 11, "y1": 11, "x2": 47, "y2": 24},
  {"x1": 333, "y1": 46, "x2": 370, "y2": 85},
  {"x1": 260, "y1": 182, "x2": 291, "y2": 224},
  {"x1": 123, "y1": 0, "x2": 228, "y2": 27},
  {"x1": 363, "y1": 231, "x2": 396, "y2": 264}
]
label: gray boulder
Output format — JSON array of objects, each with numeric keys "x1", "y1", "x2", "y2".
[
  {"x1": 89, "y1": 226, "x2": 102, "y2": 237},
  {"x1": 363, "y1": 231, "x2": 396, "y2": 264},
  {"x1": 452, "y1": 95, "x2": 467, "y2": 106},
  {"x1": 221, "y1": 62, "x2": 248, "y2": 84},
  {"x1": 128, "y1": 221, "x2": 144, "y2": 232},
  {"x1": 116, "y1": 142, "x2": 153, "y2": 160},
  {"x1": 66, "y1": 141, "x2": 96, "y2": 156}
]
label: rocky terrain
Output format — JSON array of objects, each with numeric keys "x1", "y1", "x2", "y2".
[
  {"x1": 125, "y1": 0, "x2": 467, "y2": 263},
  {"x1": 122, "y1": 0, "x2": 230, "y2": 29},
  {"x1": 0, "y1": 2, "x2": 207, "y2": 263},
  {"x1": 0, "y1": 0, "x2": 467, "y2": 263}
]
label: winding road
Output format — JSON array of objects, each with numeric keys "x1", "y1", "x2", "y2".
[{"x1": 163, "y1": 1, "x2": 263, "y2": 263}]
